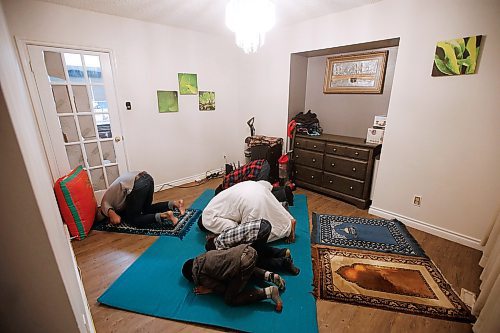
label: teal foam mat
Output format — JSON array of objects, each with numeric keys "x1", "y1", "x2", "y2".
[{"x1": 98, "y1": 190, "x2": 318, "y2": 333}]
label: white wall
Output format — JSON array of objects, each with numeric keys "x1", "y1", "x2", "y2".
[
  {"x1": 238, "y1": 0, "x2": 500, "y2": 247},
  {"x1": 3, "y1": 0, "x2": 246, "y2": 186}
]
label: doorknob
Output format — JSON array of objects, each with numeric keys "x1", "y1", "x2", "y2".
[{"x1": 114, "y1": 136, "x2": 122, "y2": 142}]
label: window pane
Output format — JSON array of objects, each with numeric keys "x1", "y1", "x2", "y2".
[
  {"x1": 106, "y1": 165, "x2": 119, "y2": 186},
  {"x1": 91, "y1": 86, "x2": 106, "y2": 105},
  {"x1": 44, "y1": 51, "x2": 65, "y2": 83},
  {"x1": 64, "y1": 53, "x2": 85, "y2": 83},
  {"x1": 65, "y1": 144, "x2": 84, "y2": 169},
  {"x1": 93, "y1": 100, "x2": 108, "y2": 113},
  {"x1": 51, "y1": 85, "x2": 72, "y2": 113},
  {"x1": 84, "y1": 142, "x2": 101, "y2": 167},
  {"x1": 78, "y1": 115, "x2": 96, "y2": 140},
  {"x1": 101, "y1": 141, "x2": 116, "y2": 164},
  {"x1": 72, "y1": 85, "x2": 91, "y2": 112},
  {"x1": 95, "y1": 113, "x2": 112, "y2": 138},
  {"x1": 59, "y1": 116, "x2": 78, "y2": 143},
  {"x1": 89, "y1": 168, "x2": 106, "y2": 191},
  {"x1": 84, "y1": 55, "x2": 102, "y2": 83}
]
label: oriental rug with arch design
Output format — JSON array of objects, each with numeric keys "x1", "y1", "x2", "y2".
[{"x1": 312, "y1": 246, "x2": 475, "y2": 322}]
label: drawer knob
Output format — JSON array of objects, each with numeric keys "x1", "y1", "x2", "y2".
[
  {"x1": 311, "y1": 175, "x2": 315, "y2": 179},
  {"x1": 333, "y1": 148, "x2": 337, "y2": 152},
  {"x1": 352, "y1": 167, "x2": 356, "y2": 171},
  {"x1": 312, "y1": 158, "x2": 316, "y2": 162},
  {"x1": 295, "y1": 155, "x2": 299, "y2": 158},
  {"x1": 313, "y1": 145, "x2": 317, "y2": 148},
  {"x1": 349, "y1": 186, "x2": 354, "y2": 190},
  {"x1": 331, "y1": 163, "x2": 335, "y2": 167},
  {"x1": 355, "y1": 152, "x2": 359, "y2": 155},
  {"x1": 329, "y1": 180, "x2": 333, "y2": 184},
  {"x1": 296, "y1": 142, "x2": 300, "y2": 145}
]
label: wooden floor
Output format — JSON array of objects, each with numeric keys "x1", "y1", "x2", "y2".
[{"x1": 73, "y1": 179, "x2": 482, "y2": 333}]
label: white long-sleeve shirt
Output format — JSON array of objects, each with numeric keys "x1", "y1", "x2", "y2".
[{"x1": 202, "y1": 180, "x2": 293, "y2": 242}]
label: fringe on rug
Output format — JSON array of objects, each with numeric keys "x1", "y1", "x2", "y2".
[{"x1": 311, "y1": 245, "x2": 320, "y2": 298}]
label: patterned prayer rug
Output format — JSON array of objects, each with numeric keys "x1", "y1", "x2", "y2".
[
  {"x1": 92, "y1": 208, "x2": 201, "y2": 238},
  {"x1": 311, "y1": 213, "x2": 426, "y2": 257},
  {"x1": 312, "y1": 246, "x2": 475, "y2": 322}
]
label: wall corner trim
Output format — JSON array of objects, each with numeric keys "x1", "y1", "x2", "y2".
[{"x1": 368, "y1": 206, "x2": 483, "y2": 251}]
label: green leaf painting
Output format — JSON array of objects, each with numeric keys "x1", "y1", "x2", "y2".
[
  {"x1": 432, "y1": 35, "x2": 483, "y2": 76},
  {"x1": 178, "y1": 73, "x2": 198, "y2": 95},
  {"x1": 199, "y1": 91, "x2": 215, "y2": 111},
  {"x1": 157, "y1": 91, "x2": 178, "y2": 113}
]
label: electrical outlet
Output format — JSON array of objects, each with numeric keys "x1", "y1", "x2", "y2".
[{"x1": 413, "y1": 195, "x2": 422, "y2": 207}]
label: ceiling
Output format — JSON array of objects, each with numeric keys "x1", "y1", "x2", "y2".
[{"x1": 38, "y1": 0, "x2": 382, "y2": 35}]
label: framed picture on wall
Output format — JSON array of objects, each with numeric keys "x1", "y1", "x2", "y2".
[{"x1": 323, "y1": 51, "x2": 388, "y2": 94}]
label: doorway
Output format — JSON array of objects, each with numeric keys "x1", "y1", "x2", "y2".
[{"x1": 25, "y1": 44, "x2": 127, "y2": 202}]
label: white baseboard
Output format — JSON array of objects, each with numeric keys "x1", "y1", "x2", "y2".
[
  {"x1": 368, "y1": 206, "x2": 483, "y2": 251},
  {"x1": 154, "y1": 168, "x2": 223, "y2": 192}
]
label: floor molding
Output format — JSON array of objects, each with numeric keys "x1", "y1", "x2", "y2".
[
  {"x1": 154, "y1": 168, "x2": 223, "y2": 192},
  {"x1": 369, "y1": 206, "x2": 483, "y2": 251}
]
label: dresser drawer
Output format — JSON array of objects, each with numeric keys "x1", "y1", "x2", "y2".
[
  {"x1": 293, "y1": 148, "x2": 324, "y2": 169},
  {"x1": 323, "y1": 172, "x2": 364, "y2": 198},
  {"x1": 294, "y1": 165, "x2": 323, "y2": 186},
  {"x1": 324, "y1": 155, "x2": 367, "y2": 180},
  {"x1": 325, "y1": 143, "x2": 369, "y2": 161},
  {"x1": 294, "y1": 137, "x2": 325, "y2": 152}
]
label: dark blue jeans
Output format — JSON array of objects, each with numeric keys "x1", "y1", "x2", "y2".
[{"x1": 124, "y1": 172, "x2": 171, "y2": 226}]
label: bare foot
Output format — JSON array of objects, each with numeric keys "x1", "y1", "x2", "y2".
[
  {"x1": 174, "y1": 199, "x2": 185, "y2": 215},
  {"x1": 160, "y1": 211, "x2": 179, "y2": 226},
  {"x1": 286, "y1": 219, "x2": 296, "y2": 243},
  {"x1": 270, "y1": 273, "x2": 286, "y2": 291}
]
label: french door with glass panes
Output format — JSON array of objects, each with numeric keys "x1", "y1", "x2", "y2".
[{"x1": 27, "y1": 45, "x2": 127, "y2": 202}]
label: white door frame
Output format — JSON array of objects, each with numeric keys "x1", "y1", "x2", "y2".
[
  {"x1": 13, "y1": 38, "x2": 129, "y2": 333},
  {"x1": 15, "y1": 37, "x2": 130, "y2": 182}
]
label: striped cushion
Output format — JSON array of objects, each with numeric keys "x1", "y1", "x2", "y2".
[{"x1": 54, "y1": 166, "x2": 97, "y2": 240}]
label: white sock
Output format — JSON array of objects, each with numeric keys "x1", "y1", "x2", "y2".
[{"x1": 264, "y1": 286, "x2": 272, "y2": 299}]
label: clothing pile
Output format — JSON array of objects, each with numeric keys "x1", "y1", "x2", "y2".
[
  {"x1": 245, "y1": 135, "x2": 283, "y2": 148},
  {"x1": 291, "y1": 110, "x2": 323, "y2": 136}
]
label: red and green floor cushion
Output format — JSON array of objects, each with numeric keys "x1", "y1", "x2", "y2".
[{"x1": 54, "y1": 166, "x2": 97, "y2": 240}]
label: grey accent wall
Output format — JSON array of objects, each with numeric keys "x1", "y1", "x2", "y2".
[{"x1": 304, "y1": 46, "x2": 398, "y2": 138}]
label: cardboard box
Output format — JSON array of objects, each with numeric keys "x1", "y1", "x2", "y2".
[
  {"x1": 373, "y1": 115, "x2": 387, "y2": 128},
  {"x1": 366, "y1": 127, "x2": 384, "y2": 144}
]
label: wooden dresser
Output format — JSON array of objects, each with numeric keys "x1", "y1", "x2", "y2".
[{"x1": 292, "y1": 133, "x2": 381, "y2": 209}]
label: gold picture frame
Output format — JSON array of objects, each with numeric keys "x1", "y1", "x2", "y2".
[{"x1": 323, "y1": 51, "x2": 388, "y2": 94}]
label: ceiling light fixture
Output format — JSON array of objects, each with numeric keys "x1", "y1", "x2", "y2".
[{"x1": 225, "y1": 0, "x2": 276, "y2": 54}]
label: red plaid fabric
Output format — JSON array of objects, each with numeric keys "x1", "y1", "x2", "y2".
[{"x1": 222, "y1": 159, "x2": 266, "y2": 189}]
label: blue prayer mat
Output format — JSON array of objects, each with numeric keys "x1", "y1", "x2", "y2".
[
  {"x1": 92, "y1": 208, "x2": 201, "y2": 239},
  {"x1": 311, "y1": 213, "x2": 426, "y2": 257}
]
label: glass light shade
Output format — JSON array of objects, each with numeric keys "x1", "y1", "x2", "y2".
[{"x1": 225, "y1": 0, "x2": 275, "y2": 54}]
